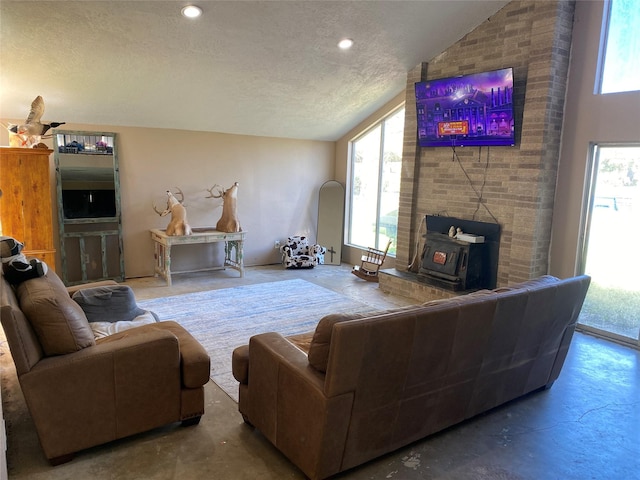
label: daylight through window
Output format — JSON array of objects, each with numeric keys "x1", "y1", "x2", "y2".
[
  {"x1": 347, "y1": 107, "x2": 404, "y2": 256},
  {"x1": 598, "y1": 0, "x2": 640, "y2": 94}
]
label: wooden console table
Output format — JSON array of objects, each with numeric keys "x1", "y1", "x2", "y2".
[{"x1": 150, "y1": 227, "x2": 245, "y2": 286}]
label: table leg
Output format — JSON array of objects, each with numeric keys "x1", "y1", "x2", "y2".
[
  {"x1": 237, "y1": 240, "x2": 244, "y2": 277},
  {"x1": 163, "y1": 244, "x2": 172, "y2": 286},
  {"x1": 154, "y1": 241, "x2": 160, "y2": 277},
  {"x1": 224, "y1": 240, "x2": 244, "y2": 277}
]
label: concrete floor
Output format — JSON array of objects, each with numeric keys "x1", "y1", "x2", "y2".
[{"x1": 1, "y1": 264, "x2": 639, "y2": 479}]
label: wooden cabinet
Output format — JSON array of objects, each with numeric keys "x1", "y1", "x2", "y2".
[{"x1": 0, "y1": 147, "x2": 56, "y2": 270}]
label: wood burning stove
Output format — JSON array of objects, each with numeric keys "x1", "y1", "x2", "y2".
[
  {"x1": 418, "y1": 216, "x2": 501, "y2": 292},
  {"x1": 419, "y1": 233, "x2": 488, "y2": 291}
]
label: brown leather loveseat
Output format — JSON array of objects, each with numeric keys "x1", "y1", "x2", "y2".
[
  {"x1": 0, "y1": 269, "x2": 210, "y2": 465},
  {"x1": 233, "y1": 275, "x2": 590, "y2": 480}
]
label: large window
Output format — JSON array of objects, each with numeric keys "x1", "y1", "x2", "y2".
[
  {"x1": 598, "y1": 0, "x2": 640, "y2": 94},
  {"x1": 347, "y1": 107, "x2": 404, "y2": 256},
  {"x1": 578, "y1": 144, "x2": 640, "y2": 346}
]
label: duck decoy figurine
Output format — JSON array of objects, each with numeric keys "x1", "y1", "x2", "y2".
[{"x1": 5, "y1": 96, "x2": 66, "y2": 147}]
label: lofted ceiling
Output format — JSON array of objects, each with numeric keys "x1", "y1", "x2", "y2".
[{"x1": 0, "y1": 1, "x2": 508, "y2": 142}]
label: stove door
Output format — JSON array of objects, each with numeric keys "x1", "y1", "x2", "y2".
[{"x1": 421, "y1": 241, "x2": 464, "y2": 277}]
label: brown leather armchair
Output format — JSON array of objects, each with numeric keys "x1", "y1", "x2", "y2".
[{"x1": 0, "y1": 271, "x2": 210, "y2": 464}]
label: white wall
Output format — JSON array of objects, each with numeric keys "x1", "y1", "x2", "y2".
[
  {"x1": 550, "y1": 0, "x2": 640, "y2": 278},
  {"x1": 0, "y1": 123, "x2": 335, "y2": 278}
]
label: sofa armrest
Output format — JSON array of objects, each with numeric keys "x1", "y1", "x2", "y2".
[
  {"x1": 244, "y1": 333, "x2": 354, "y2": 480},
  {"x1": 232, "y1": 344, "x2": 250, "y2": 384},
  {"x1": 25, "y1": 324, "x2": 180, "y2": 376},
  {"x1": 247, "y1": 333, "x2": 324, "y2": 404},
  {"x1": 141, "y1": 321, "x2": 210, "y2": 388},
  {"x1": 98, "y1": 322, "x2": 209, "y2": 388},
  {"x1": 19, "y1": 327, "x2": 182, "y2": 459}
]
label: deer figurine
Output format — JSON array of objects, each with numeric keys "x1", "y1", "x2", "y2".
[
  {"x1": 153, "y1": 188, "x2": 193, "y2": 236},
  {"x1": 206, "y1": 182, "x2": 242, "y2": 233}
]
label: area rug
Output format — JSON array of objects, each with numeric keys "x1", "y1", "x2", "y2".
[{"x1": 137, "y1": 279, "x2": 375, "y2": 402}]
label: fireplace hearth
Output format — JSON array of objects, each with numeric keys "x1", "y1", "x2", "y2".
[{"x1": 418, "y1": 216, "x2": 501, "y2": 292}]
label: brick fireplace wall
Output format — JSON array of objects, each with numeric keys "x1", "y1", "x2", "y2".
[{"x1": 395, "y1": 0, "x2": 575, "y2": 287}]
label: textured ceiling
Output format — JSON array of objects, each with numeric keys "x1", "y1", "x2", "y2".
[{"x1": 0, "y1": 1, "x2": 508, "y2": 141}]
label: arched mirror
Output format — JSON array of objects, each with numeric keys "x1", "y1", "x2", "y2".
[{"x1": 317, "y1": 180, "x2": 345, "y2": 265}]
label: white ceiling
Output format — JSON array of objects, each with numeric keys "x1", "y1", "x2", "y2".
[{"x1": 0, "y1": 1, "x2": 508, "y2": 142}]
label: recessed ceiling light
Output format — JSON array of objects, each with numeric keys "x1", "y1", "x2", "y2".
[
  {"x1": 338, "y1": 38, "x2": 354, "y2": 50},
  {"x1": 181, "y1": 5, "x2": 202, "y2": 18}
]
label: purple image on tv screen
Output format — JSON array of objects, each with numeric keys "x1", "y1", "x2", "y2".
[{"x1": 415, "y1": 67, "x2": 515, "y2": 148}]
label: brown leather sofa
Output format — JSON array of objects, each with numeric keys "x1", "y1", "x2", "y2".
[
  {"x1": 233, "y1": 275, "x2": 591, "y2": 480},
  {"x1": 0, "y1": 270, "x2": 210, "y2": 465}
]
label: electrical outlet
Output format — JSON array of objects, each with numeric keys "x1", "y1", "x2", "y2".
[{"x1": 274, "y1": 240, "x2": 281, "y2": 249}]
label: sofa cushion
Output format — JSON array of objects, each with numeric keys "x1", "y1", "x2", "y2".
[
  {"x1": 308, "y1": 312, "x2": 371, "y2": 373},
  {"x1": 88, "y1": 311, "x2": 158, "y2": 339},
  {"x1": 72, "y1": 284, "x2": 146, "y2": 323},
  {"x1": 16, "y1": 273, "x2": 95, "y2": 356},
  {"x1": 287, "y1": 331, "x2": 314, "y2": 354}
]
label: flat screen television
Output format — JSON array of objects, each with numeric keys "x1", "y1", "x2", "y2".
[
  {"x1": 415, "y1": 67, "x2": 515, "y2": 148},
  {"x1": 62, "y1": 190, "x2": 116, "y2": 219}
]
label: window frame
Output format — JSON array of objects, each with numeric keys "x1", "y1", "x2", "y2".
[{"x1": 346, "y1": 104, "x2": 405, "y2": 256}]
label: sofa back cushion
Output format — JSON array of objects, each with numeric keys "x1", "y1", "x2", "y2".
[
  {"x1": 16, "y1": 273, "x2": 95, "y2": 356},
  {"x1": 308, "y1": 312, "x2": 372, "y2": 372},
  {"x1": 1, "y1": 275, "x2": 44, "y2": 374}
]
